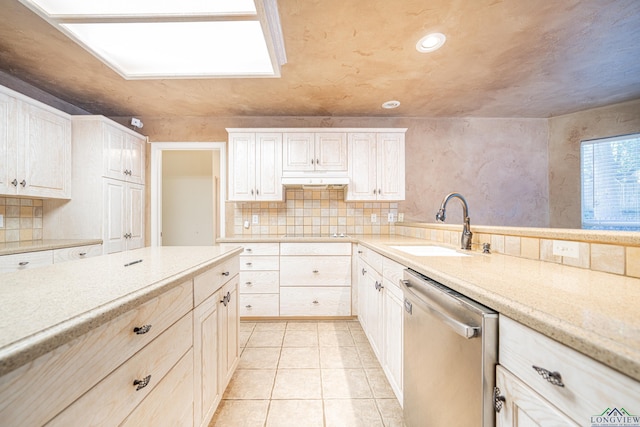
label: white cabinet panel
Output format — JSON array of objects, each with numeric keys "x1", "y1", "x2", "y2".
[
  {"x1": 282, "y1": 132, "x2": 314, "y2": 172},
  {"x1": 228, "y1": 132, "x2": 282, "y2": 201},
  {"x1": 103, "y1": 179, "x2": 144, "y2": 254},
  {"x1": 280, "y1": 286, "x2": 351, "y2": 316},
  {"x1": 0, "y1": 85, "x2": 71, "y2": 199},
  {"x1": 239, "y1": 271, "x2": 279, "y2": 294},
  {"x1": 53, "y1": 244, "x2": 103, "y2": 263},
  {"x1": 283, "y1": 132, "x2": 347, "y2": 173},
  {"x1": 280, "y1": 256, "x2": 351, "y2": 286},
  {"x1": 194, "y1": 290, "x2": 220, "y2": 427},
  {"x1": 0, "y1": 250, "x2": 53, "y2": 273},
  {"x1": 280, "y1": 242, "x2": 351, "y2": 256},
  {"x1": 240, "y1": 293, "x2": 280, "y2": 317},
  {"x1": 104, "y1": 122, "x2": 145, "y2": 185},
  {"x1": 315, "y1": 133, "x2": 347, "y2": 171}
]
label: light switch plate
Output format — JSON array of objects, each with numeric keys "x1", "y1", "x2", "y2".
[
  {"x1": 371, "y1": 213, "x2": 377, "y2": 223},
  {"x1": 252, "y1": 215, "x2": 259, "y2": 225},
  {"x1": 398, "y1": 213, "x2": 404, "y2": 222},
  {"x1": 387, "y1": 213, "x2": 395, "y2": 223},
  {"x1": 552, "y1": 240, "x2": 579, "y2": 258},
  {"x1": 0, "y1": 214, "x2": 3, "y2": 228}
]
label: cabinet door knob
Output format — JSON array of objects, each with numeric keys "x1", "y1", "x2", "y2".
[
  {"x1": 221, "y1": 295, "x2": 228, "y2": 306},
  {"x1": 133, "y1": 375, "x2": 151, "y2": 391},
  {"x1": 11, "y1": 179, "x2": 18, "y2": 187},
  {"x1": 20, "y1": 180, "x2": 27, "y2": 187},
  {"x1": 256, "y1": 189, "x2": 259, "y2": 195},
  {"x1": 532, "y1": 365, "x2": 565, "y2": 387},
  {"x1": 222, "y1": 271, "x2": 230, "y2": 276},
  {"x1": 493, "y1": 387, "x2": 506, "y2": 412},
  {"x1": 373, "y1": 189, "x2": 377, "y2": 194},
  {"x1": 311, "y1": 159, "x2": 315, "y2": 165},
  {"x1": 251, "y1": 189, "x2": 254, "y2": 195},
  {"x1": 378, "y1": 188, "x2": 381, "y2": 194},
  {"x1": 133, "y1": 324, "x2": 152, "y2": 335},
  {"x1": 18, "y1": 261, "x2": 29, "y2": 266},
  {"x1": 316, "y1": 158, "x2": 319, "y2": 165},
  {"x1": 357, "y1": 250, "x2": 363, "y2": 254},
  {"x1": 226, "y1": 291, "x2": 231, "y2": 303},
  {"x1": 361, "y1": 268, "x2": 367, "y2": 276}
]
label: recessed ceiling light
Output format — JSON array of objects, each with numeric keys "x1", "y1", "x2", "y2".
[
  {"x1": 382, "y1": 100, "x2": 401, "y2": 109},
  {"x1": 416, "y1": 32, "x2": 446, "y2": 53}
]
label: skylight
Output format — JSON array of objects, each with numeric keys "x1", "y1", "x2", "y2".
[{"x1": 18, "y1": 0, "x2": 287, "y2": 79}]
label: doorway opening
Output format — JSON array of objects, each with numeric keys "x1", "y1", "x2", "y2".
[{"x1": 150, "y1": 142, "x2": 227, "y2": 246}]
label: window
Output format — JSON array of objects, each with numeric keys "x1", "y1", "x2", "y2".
[{"x1": 581, "y1": 133, "x2": 640, "y2": 231}]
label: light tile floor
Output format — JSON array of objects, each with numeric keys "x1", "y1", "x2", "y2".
[{"x1": 210, "y1": 320, "x2": 404, "y2": 427}]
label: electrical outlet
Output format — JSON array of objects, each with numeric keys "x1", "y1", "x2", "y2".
[
  {"x1": 0, "y1": 214, "x2": 3, "y2": 228},
  {"x1": 552, "y1": 240, "x2": 579, "y2": 258},
  {"x1": 252, "y1": 215, "x2": 259, "y2": 225},
  {"x1": 398, "y1": 213, "x2": 404, "y2": 222},
  {"x1": 387, "y1": 213, "x2": 395, "y2": 223},
  {"x1": 371, "y1": 213, "x2": 377, "y2": 223}
]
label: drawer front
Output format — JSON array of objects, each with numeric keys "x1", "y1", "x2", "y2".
[
  {"x1": 48, "y1": 312, "x2": 193, "y2": 426},
  {"x1": 499, "y1": 316, "x2": 640, "y2": 423},
  {"x1": 280, "y1": 242, "x2": 351, "y2": 256},
  {"x1": 240, "y1": 293, "x2": 279, "y2": 317},
  {"x1": 280, "y1": 256, "x2": 351, "y2": 286},
  {"x1": 0, "y1": 281, "x2": 193, "y2": 427},
  {"x1": 194, "y1": 256, "x2": 240, "y2": 306},
  {"x1": 280, "y1": 287, "x2": 351, "y2": 317},
  {"x1": 240, "y1": 242, "x2": 280, "y2": 256},
  {"x1": 0, "y1": 250, "x2": 53, "y2": 273},
  {"x1": 53, "y1": 244, "x2": 103, "y2": 263},
  {"x1": 357, "y1": 244, "x2": 383, "y2": 274},
  {"x1": 239, "y1": 271, "x2": 279, "y2": 294},
  {"x1": 382, "y1": 256, "x2": 404, "y2": 288},
  {"x1": 121, "y1": 348, "x2": 194, "y2": 427},
  {"x1": 240, "y1": 255, "x2": 279, "y2": 271}
]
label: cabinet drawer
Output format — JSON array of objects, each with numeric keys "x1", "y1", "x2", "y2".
[
  {"x1": 240, "y1": 255, "x2": 279, "y2": 271},
  {"x1": 240, "y1": 294, "x2": 279, "y2": 317},
  {"x1": 280, "y1": 287, "x2": 351, "y2": 317},
  {"x1": 121, "y1": 348, "x2": 194, "y2": 427},
  {"x1": 280, "y1": 256, "x2": 351, "y2": 286},
  {"x1": 357, "y1": 244, "x2": 383, "y2": 273},
  {"x1": 48, "y1": 312, "x2": 193, "y2": 426},
  {"x1": 280, "y1": 242, "x2": 351, "y2": 256},
  {"x1": 0, "y1": 250, "x2": 53, "y2": 273},
  {"x1": 241, "y1": 242, "x2": 280, "y2": 256},
  {"x1": 382, "y1": 256, "x2": 404, "y2": 288},
  {"x1": 0, "y1": 281, "x2": 192, "y2": 426},
  {"x1": 499, "y1": 316, "x2": 640, "y2": 423},
  {"x1": 239, "y1": 271, "x2": 279, "y2": 294},
  {"x1": 194, "y1": 256, "x2": 239, "y2": 306},
  {"x1": 53, "y1": 244, "x2": 103, "y2": 263}
]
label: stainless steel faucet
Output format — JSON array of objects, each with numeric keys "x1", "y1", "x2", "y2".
[{"x1": 436, "y1": 192, "x2": 473, "y2": 250}]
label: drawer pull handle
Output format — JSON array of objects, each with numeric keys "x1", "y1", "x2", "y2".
[
  {"x1": 133, "y1": 375, "x2": 151, "y2": 391},
  {"x1": 532, "y1": 365, "x2": 565, "y2": 387},
  {"x1": 246, "y1": 304, "x2": 252, "y2": 309},
  {"x1": 20, "y1": 180, "x2": 27, "y2": 187},
  {"x1": 226, "y1": 291, "x2": 231, "y2": 303},
  {"x1": 222, "y1": 271, "x2": 230, "y2": 276},
  {"x1": 493, "y1": 387, "x2": 506, "y2": 412},
  {"x1": 78, "y1": 252, "x2": 87, "y2": 256},
  {"x1": 11, "y1": 179, "x2": 18, "y2": 187},
  {"x1": 358, "y1": 250, "x2": 363, "y2": 254},
  {"x1": 246, "y1": 262, "x2": 253, "y2": 266},
  {"x1": 18, "y1": 261, "x2": 30, "y2": 266},
  {"x1": 133, "y1": 324, "x2": 152, "y2": 335},
  {"x1": 221, "y1": 294, "x2": 228, "y2": 307},
  {"x1": 245, "y1": 248, "x2": 253, "y2": 252},
  {"x1": 312, "y1": 270, "x2": 319, "y2": 273},
  {"x1": 246, "y1": 281, "x2": 253, "y2": 286},
  {"x1": 312, "y1": 300, "x2": 319, "y2": 304}
]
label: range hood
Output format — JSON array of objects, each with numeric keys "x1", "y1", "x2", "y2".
[{"x1": 281, "y1": 176, "x2": 350, "y2": 189}]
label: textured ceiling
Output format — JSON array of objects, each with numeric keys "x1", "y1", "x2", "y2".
[{"x1": 0, "y1": 0, "x2": 639, "y2": 118}]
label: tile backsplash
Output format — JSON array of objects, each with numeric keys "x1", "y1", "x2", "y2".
[
  {"x1": 230, "y1": 189, "x2": 398, "y2": 236},
  {"x1": 0, "y1": 197, "x2": 44, "y2": 243}
]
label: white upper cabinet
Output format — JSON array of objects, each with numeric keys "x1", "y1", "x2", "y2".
[
  {"x1": 228, "y1": 132, "x2": 282, "y2": 201},
  {"x1": 0, "y1": 85, "x2": 71, "y2": 199},
  {"x1": 104, "y1": 122, "x2": 145, "y2": 184},
  {"x1": 283, "y1": 132, "x2": 347, "y2": 173},
  {"x1": 347, "y1": 132, "x2": 405, "y2": 201}
]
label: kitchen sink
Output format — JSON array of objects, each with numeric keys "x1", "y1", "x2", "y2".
[{"x1": 389, "y1": 245, "x2": 471, "y2": 257}]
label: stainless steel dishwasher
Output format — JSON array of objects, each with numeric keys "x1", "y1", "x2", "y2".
[{"x1": 401, "y1": 268, "x2": 498, "y2": 427}]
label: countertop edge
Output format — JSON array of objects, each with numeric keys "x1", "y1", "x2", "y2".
[
  {"x1": 0, "y1": 239, "x2": 104, "y2": 256},
  {"x1": 0, "y1": 247, "x2": 242, "y2": 377}
]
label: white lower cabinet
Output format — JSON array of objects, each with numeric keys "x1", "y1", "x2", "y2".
[
  {"x1": 0, "y1": 255, "x2": 241, "y2": 427},
  {"x1": 356, "y1": 245, "x2": 404, "y2": 404},
  {"x1": 497, "y1": 315, "x2": 640, "y2": 426},
  {"x1": 0, "y1": 243, "x2": 103, "y2": 273},
  {"x1": 280, "y1": 286, "x2": 351, "y2": 316},
  {"x1": 239, "y1": 243, "x2": 280, "y2": 317}
]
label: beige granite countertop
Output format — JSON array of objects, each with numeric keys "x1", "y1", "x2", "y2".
[
  {"x1": 0, "y1": 245, "x2": 242, "y2": 376},
  {"x1": 0, "y1": 239, "x2": 103, "y2": 256},
  {"x1": 221, "y1": 234, "x2": 640, "y2": 382}
]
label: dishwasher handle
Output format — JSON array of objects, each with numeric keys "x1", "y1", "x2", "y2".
[{"x1": 400, "y1": 279, "x2": 480, "y2": 339}]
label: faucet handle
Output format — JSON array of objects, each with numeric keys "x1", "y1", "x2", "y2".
[{"x1": 482, "y1": 243, "x2": 491, "y2": 254}]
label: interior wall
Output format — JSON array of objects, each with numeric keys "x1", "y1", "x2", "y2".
[
  {"x1": 161, "y1": 150, "x2": 214, "y2": 245},
  {"x1": 124, "y1": 115, "x2": 550, "y2": 228},
  {"x1": 548, "y1": 99, "x2": 640, "y2": 228}
]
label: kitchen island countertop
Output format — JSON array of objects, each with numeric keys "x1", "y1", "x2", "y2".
[{"x1": 0, "y1": 245, "x2": 242, "y2": 377}]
